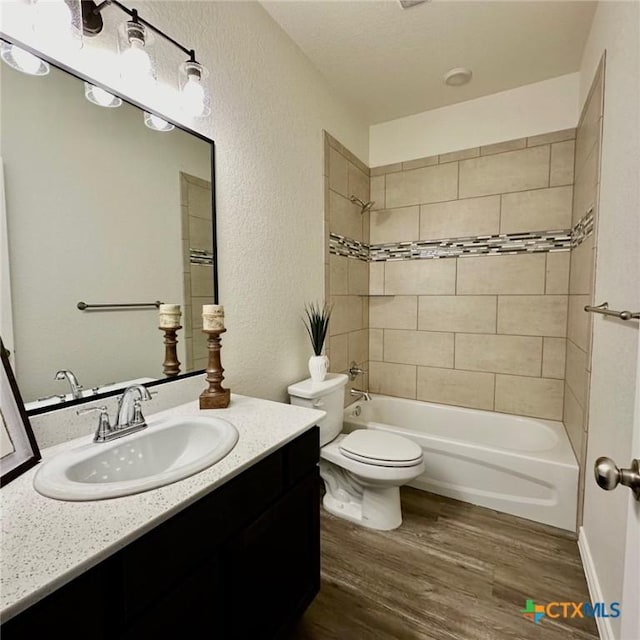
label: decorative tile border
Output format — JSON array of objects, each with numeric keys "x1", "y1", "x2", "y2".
[
  {"x1": 329, "y1": 213, "x2": 592, "y2": 263},
  {"x1": 190, "y1": 248, "x2": 214, "y2": 265}
]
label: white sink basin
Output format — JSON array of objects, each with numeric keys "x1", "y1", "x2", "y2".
[{"x1": 33, "y1": 416, "x2": 239, "y2": 501}]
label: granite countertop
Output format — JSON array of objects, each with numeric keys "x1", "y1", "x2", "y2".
[{"x1": 0, "y1": 395, "x2": 324, "y2": 622}]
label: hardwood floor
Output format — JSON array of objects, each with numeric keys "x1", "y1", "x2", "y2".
[{"x1": 293, "y1": 488, "x2": 598, "y2": 640}]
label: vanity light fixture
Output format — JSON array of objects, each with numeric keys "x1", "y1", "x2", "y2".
[
  {"x1": 0, "y1": 40, "x2": 49, "y2": 76},
  {"x1": 144, "y1": 112, "x2": 174, "y2": 132},
  {"x1": 117, "y1": 11, "x2": 155, "y2": 86},
  {"x1": 179, "y1": 58, "x2": 210, "y2": 118},
  {"x1": 34, "y1": 0, "x2": 83, "y2": 51},
  {"x1": 84, "y1": 82, "x2": 122, "y2": 107}
]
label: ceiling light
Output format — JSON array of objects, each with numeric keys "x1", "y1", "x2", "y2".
[
  {"x1": 179, "y1": 59, "x2": 210, "y2": 118},
  {"x1": 444, "y1": 67, "x2": 473, "y2": 87},
  {"x1": 144, "y1": 112, "x2": 174, "y2": 132},
  {"x1": 84, "y1": 82, "x2": 122, "y2": 108},
  {"x1": 0, "y1": 41, "x2": 49, "y2": 76},
  {"x1": 399, "y1": 0, "x2": 430, "y2": 8}
]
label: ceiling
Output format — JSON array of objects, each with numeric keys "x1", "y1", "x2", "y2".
[{"x1": 261, "y1": 0, "x2": 597, "y2": 124}]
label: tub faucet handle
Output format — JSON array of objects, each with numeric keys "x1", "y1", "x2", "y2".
[{"x1": 348, "y1": 361, "x2": 367, "y2": 381}]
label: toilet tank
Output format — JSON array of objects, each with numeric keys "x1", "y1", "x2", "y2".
[{"x1": 287, "y1": 373, "x2": 348, "y2": 446}]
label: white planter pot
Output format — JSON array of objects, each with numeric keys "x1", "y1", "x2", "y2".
[{"x1": 308, "y1": 355, "x2": 329, "y2": 383}]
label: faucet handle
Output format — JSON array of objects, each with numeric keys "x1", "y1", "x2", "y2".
[
  {"x1": 348, "y1": 361, "x2": 368, "y2": 381},
  {"x1": 131, "y1": 399, "x2": 147, "y2": 428},
  {"x1": 77, "y1": 406, "x2": 112, "y2": 442}
]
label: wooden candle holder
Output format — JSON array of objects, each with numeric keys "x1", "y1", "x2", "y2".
[
  {"x1": 199, "y1": 328, "x2": 231, "y2": 409},
  {"x1": 159, "y1": 326, "x2": 182, "y2": 378}
]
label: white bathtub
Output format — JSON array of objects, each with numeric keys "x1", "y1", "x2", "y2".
[{"x1": 343, "y1": 395, "x2": 578, "y2": 532}]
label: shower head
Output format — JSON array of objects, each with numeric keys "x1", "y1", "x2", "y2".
[{"x1": 349, "y1": 195, "x2": 375, "y2": 214}]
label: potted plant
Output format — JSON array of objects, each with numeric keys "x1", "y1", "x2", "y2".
[{"x1": 303, "y1": 301, "x2": 332, "y2": 382}]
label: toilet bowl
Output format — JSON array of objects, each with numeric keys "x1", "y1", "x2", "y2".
[{"x1": 288, "y1": 373, "x2": 424, "y2": 530}]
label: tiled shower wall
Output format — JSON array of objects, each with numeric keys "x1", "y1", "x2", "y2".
[
  {"x1": 324, "y1": 133, "x2": 370, "y2": 397},
  {"x1": 563, "y1": 59, "x2": 603, "y2": 522},
  {"x1": 366, "y1": 132, "x2": 576, "y2": 421}
]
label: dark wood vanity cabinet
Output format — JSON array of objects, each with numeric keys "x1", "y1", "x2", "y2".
[{"x1": 2, "y1": 427, "x2": 320, "y2": 640}]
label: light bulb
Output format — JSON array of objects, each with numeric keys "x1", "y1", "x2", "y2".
[
  {"x1": 0, "y1": 42, "x2": 49, "y2": 76},
  {"x1": 144, "y1": 112, "x2": 174, "y2": 132},
  {"x1": 85, "y1": 83, "x2": 122, "y2": 108},
  {"x1": 122, "y1": 40, "x2": 152, "y2": 79},
  {"x1": 34, "y1": 0, "x2": 82, "y2": 50},
  {"x1": 182, "y1": 76, "x2": 206, "y2": 117}
]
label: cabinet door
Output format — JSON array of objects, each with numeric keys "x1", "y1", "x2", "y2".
[{"x1": 226, "y1": 470, "x2": 320, "y2": 639}]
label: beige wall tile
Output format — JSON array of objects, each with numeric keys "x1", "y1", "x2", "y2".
[
  {"x1": 417, "y1": 367, "x2": 495, "y2": 410},
  {"x1": 575, "y1": 69, "x2": 603, "y2": 179},
  {"x1": 369, "y1": 361, "x2": 417, "y2": 399},
  {"x1": 370, "y1": 296, "x2": 417, "y2": 330},
  {"x1": 329, "y1": 333, "x2": 349, "y2": 373},
  {"x1": 330, "y1": 255, "x2": 348, "y2": 295},
  {"x1": 361, "y1": 295, "x2": 369, "y2": 328},
  {"x1": 348, "y1": 329, "x2": 368, "y2": 366},
  {"x1": 383, "y1": 329, "x2": 454, "y2": 368},
  {"x1": 348, "y1": 162, "x2": 369, "y2": 203},
  {"x1": 565, "y1": 339, "x2": 587, "y2": 407},
  {"x1": 542, "y1": 337, "x2": 567, "y2": 379},
  {"x1": 385, "y1": 162, "x2": 458, "y2": 208},
  {"x1": 330, "y1": 295, "x2": 363, "y2": 336},
  {"x1": 480, "y1": 138, "x2": 526, "y2": 155},
  {"x1": 459, "y1": 146, "x2": 550, "y2": 198},
  {"x1": 329, "y1": 147, "x2": 348, "y2": 197},
  {"x1": 192, "y1": 297, "x2": 213, "y2": 325},
  {"x1": 362, "y1": 210, "x2": 370, "y2": 244},
  {"x1": 369, "y1": 328, "x2": 383, "y2": 361},
  {"x1": 497, "y1": 295, "x2": 568, "y2": 337},
  {"x1": 546, "y1": 252, "x2": 571, "y2": 294},
  {"x1": 348, "y1": 259, "x2": 368, "y2": 295},
  {"x1": 563, "y1": 383, "x2": 585, "y2": 459},
  {"x1": 403, "y1": 155, "x2": 438, "y2": 170},
  {"x1": 439, "y1": 148, "x2": 479, "y2": 163},
  {"x1": 567, "y1": 294, "x2": 591, "y2": 352},
  {"x1": 569, "y1": 235, "x2": 595, "y2": 295},
  {"x1": 457, "y1": 254, "x2": 546, "y2": 295},
  {"x1": 370, "y1": 206, "x2": 419, "y2": 244},
  {"x1": 420, "y1": 195, "x2": 500, "y2": 240},
  {"x1": 188, "y1": 216, "x2": 213, "y2": 251},
  {"x1": 500, "y1": 187, "x2": 573, "y2": 234},
  {"x1": 187, "y1": 182, "x2": 213, "y2": 220},
  {"x1": 183, "y1": 304, "x2": 193, "y2": 338},
  {"x1": 190, "y1": 264, "x2": 214, "y2": 298},
  {"x1": 418, "y1": 295, "x2": 497, "y2": 333},
  {"x1": 369, "y1": 262, "x2": 385, "y2": 295},
  {"x1": 572, "y1": 145, "x2": 599, "y2": 226},
  {"x1": 370, "y1": 175, "x2": 385, "y2": 210},
  {"x1": 455, "y1": 333, "x2": 542, "y2": 376},
  {"x1": 527, "y1": 129, "x2": 576, "y2": 147},
  {"x1": 385, "y1": 259, "x2": 456, "y2": 295},
  {"x1": 495, "y1": 375, "x2": 564, "y2": 420},
  {"x1": 329, "y1": 190, "x2": 362, "y2": 241},
  {"x1": 550, "y1": 140, "x2": 575, "y2": 187},
  {"x1": 370, "y1": 162, "x2": 403, "y2": 177}
]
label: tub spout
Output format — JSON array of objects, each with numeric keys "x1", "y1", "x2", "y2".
[{"x1": 350, "y1": 388, "x2": 371, "y2": 402}]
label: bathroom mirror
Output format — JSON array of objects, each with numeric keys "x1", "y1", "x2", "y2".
[{"x1": 0, "y1": 41, "x2": 217, "y2": 413}]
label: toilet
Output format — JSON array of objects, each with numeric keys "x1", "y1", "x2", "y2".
[{"x1": 288, "y1": 373, "x2": 424, "y2": 531}]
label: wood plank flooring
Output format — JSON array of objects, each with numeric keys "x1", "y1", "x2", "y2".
[{"x1": 292, "y1": 488, "x2": 598, "y2": 640}]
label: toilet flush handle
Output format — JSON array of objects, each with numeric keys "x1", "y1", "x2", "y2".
[{"x1": 312, "y1": 399, "x2": 324, "y2": 408}]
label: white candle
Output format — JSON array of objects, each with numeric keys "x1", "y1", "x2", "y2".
[
  {"x1": 159, "y1": 304, "x2": 182, "y2": 329},
  {"x1": 203, "y1": 304, "x2": 225, "y2": 331}
]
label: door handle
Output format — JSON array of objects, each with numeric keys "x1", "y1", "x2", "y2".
[{"x1": 594, "y1": 457, "x2": 640, "y2": 500}]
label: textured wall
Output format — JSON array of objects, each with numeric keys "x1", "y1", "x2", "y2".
[
  {"x1": 369, "y1": 73, "x2": 580, "y2": 167},
  {"x1": 1, "y1": 1, "x2": 369, "y2": 403}
]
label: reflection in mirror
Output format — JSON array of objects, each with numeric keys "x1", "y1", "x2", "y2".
[{"x1": 1, "y1": 57, "x2": 216, "y2": 411}]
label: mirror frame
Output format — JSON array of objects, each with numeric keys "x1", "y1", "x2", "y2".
[{"x1": 0, "y1": 33, "x2": 218, "y2": 416}]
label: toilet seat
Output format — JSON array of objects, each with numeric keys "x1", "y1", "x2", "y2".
[{"x1": 338, "y1": 430, "x2": 423, "y2": 468}]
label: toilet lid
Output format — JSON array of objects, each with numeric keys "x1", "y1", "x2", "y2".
[{"x1": 339, "y1": 430, "x2": 423, "y2": 467}]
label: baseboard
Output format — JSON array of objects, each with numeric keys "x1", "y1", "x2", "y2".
[{"x1": 578, "y1": 527, "x2": 613, "y2": 640}]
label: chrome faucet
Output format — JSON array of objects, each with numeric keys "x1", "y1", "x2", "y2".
[
  {"x1": 115, "y1": 384, "x2": 153, "y2": 430},
  {"x1": 350, "y1": 388, "x2": 371, "y2": 402},
  {"x1": 77, "y1": 384, "x2": 153, "y2": 443},
  {"x1": 55, "y1": 369, "x2": 83, "y2": 399}
]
